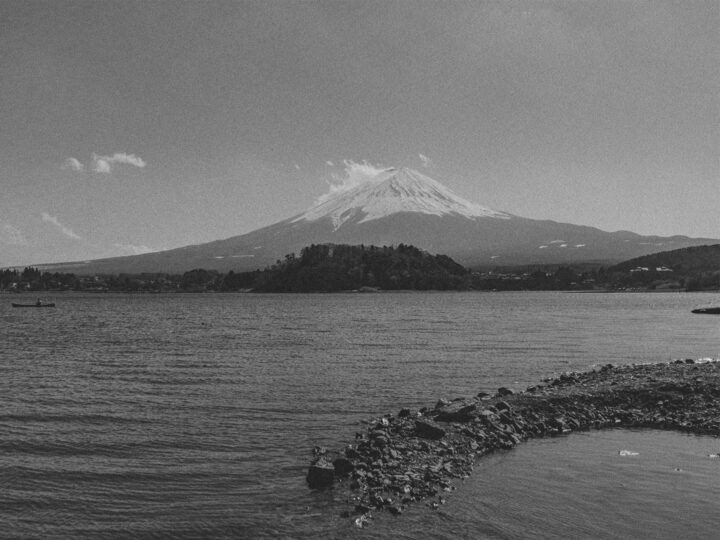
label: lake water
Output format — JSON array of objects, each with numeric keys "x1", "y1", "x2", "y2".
[{"x1": 2, "y1": 291, "x2": 720, "y2": 538}]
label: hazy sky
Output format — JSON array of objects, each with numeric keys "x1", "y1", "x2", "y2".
[{"x1": 1, "y1": 0, "x2": 718, "y2": 266}]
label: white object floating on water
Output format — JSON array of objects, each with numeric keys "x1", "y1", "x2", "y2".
[
  {"x1": 355, "y1": 515, "x2": 370, "y2": 528},
  {"x1": 618, "y1": 450, "x2": 639, "y2": 456},
  {"x1": 707, "y1": 453, "x2": 720, "y2": 459}
]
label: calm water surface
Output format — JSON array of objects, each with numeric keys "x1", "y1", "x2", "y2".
[{"x1": 2, "y1": 291, "x2": 720, "y2": 538}]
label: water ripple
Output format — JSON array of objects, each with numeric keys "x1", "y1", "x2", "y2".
[{"x1": 3, "y1": 291, "x2": 720, "y2": 537}]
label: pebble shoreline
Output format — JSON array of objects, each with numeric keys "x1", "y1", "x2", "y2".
[{"x1": 307, "y1": 360, "x2": 720, "y2": 522}]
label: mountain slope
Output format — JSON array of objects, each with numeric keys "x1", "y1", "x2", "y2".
[
  {"x1": 34, "y1": 167, "x2": 720, "y2": 274},
  {"x1": 612, "y1": 244, "x2": 720, "y2": 272}
]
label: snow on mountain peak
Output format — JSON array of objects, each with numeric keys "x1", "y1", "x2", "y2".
[{"x1": 293, "y1": 167, "x2": 509, "y2": 229}]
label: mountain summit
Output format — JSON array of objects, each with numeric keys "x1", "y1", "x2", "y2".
[
  {"x1": 293, "y1": 167, "x2": 508, "y2": 229},
  {"x1": 36, "y1": 166, "x2": 719, "y2": 274}
]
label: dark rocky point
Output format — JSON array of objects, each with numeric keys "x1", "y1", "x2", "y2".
[
  {"x1": 306, "y1": 458, "x2": 335, "y2": 489},
  {"x1": 333, "y1": 457, "x2": 355, "y2": 477}
]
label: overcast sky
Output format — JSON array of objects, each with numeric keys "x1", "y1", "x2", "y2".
[{"x1": 1, "y1": 0, "x2": 718, "y2": 266}]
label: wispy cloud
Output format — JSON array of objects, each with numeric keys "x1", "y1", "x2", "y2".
[
  {"x1": 112, "y1": 243, "x2": 155, "y2": 255},
  {"x1": 92, "y1": 153, "x2": 146, "y2": 174},
  {"x1": 41, "y1": 212, "x2": 82, "y2": 240},
  {"x1": 419, "y1": 153, "x2": 432, "y2": 168},
  {"x1": 93, "y1": 156, "x2": 112, "y2": 174},
  {"x1": 314, "y1": 159, "x2": 390, "y2": 204},
  {"x1": 61, "y1": 157, "x2": 85, "y2": 172},
  {"x1": 0, "y1": 224, "x2": 28, "y2": 246}
]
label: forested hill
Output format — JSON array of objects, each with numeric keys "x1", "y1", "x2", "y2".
[
  {"x1": 611, "y1": 244, "x2": 720, "y2": 273},
  {"x1": 248, "y1": 243, "x2": 469, "y2": 292}
]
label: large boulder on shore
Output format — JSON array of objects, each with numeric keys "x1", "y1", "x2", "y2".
[
  {"x1": 415, "y1": 419, "x2": 446, "y2": 440},
  {"x1": 307, "y1": 458, "x2": 335, "y2": 489},
  {"x1": 435, "y1": 400, "x2": 478, "y2": 422}
]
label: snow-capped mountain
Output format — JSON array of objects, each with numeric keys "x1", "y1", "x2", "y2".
[
  {"x1": 38, "y1": 166, "x2": 719, "y2": 274},
  {"x1": 293, "y1": 167, "x2": 508, "y2": 229}
]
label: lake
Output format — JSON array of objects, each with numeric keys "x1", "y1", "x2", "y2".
[{"x1": 2, "y1": 291, "x2": 720, "y2": 538}]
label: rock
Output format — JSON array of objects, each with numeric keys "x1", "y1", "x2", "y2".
[
  {"x1": 435, "y1": 398, "x2": 451, "y2": 409},
  {"x1": 373, "y1": 435, "x2": 389, "y2": 448},
  {"x1": 333, "y1": 457, "x2": 355, "y2": 476},
  {"x1": 398, "y1": 408, "x2": 411, "y2": 418},
  {"x1": 355, "y1": 503, "x2": 372, "y2": 514},
  {"x1": 478, "y1": 409, "x2": 497, "y2": 420},
  {"x1": 307, "y1": 458, "x2": 335, "y2": 489},
  {"x1": 496, "y1": 387, "x2": 514, "y2": 397},
  {"x1": 415, "y1": 419, "x2": 446, "y2": 440},
  {"x1": 495, "y1": 400, "x2": 511, "y2": 411},
  {"x1": 435, "y1": 401, "x2": 478, "y2": 422}
]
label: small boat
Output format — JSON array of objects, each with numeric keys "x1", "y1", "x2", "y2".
[
  {"x1": 11, "y1": 301, "x2": 56, "y2": 308},
  {"x1": 691, "y1": 307, "x2": 720, "y2": 315}
]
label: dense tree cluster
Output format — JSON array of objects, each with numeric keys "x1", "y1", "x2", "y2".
[
  {"x1": 606, "y1": 244, "x2": 720, "y2": 291},
  {"x1": 1, "y1": 267, "x2": 79, "y2": 291},
  {"x1": 251, "y1": 243, "x2": 469, "y2": 292},
  {"x1": 612, "y1": 244, "x2": 720, "y2": 274}
]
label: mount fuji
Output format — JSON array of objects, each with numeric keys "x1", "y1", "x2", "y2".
[{"x1": 42, "y1": 167, "x2": 718, "y2": 274}]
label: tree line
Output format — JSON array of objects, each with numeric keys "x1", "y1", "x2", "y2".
[{"x1": 3, "y1": 242, "x2": 720, "y2": 293}]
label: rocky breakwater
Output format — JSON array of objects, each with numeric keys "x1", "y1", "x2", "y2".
[{"x1": 307, "y1": 360, "x2": 720, "y2": 521}]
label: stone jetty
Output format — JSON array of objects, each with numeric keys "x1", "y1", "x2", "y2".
[{"x1": 307, "y1": 360, "x2": 720, "y2": 519}]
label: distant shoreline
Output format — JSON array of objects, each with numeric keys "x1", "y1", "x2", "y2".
[{"x1": 1, "y1": 287, "x2": 710, "y2": 295}]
